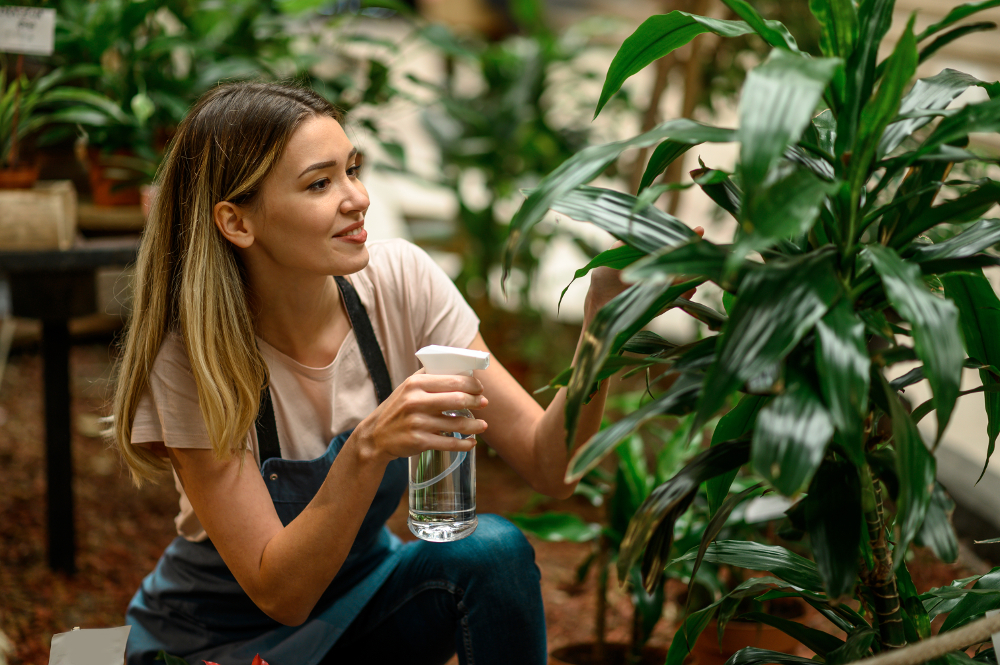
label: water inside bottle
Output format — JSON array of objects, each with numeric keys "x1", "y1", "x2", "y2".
[{"x1": 408, "y1": 409, "x2": 477, "y2": 542}]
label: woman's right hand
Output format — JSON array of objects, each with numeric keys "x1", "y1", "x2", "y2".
[{"x1": 351, "y1": 370, "x2": 488, "y2": 464}]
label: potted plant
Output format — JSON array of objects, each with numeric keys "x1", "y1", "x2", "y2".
[
  {"x1": 503, "y1": 0, "x2": 1000, "y2": 663},
  {"x1": 0, "y1": 58, "x2": 127, "y2": 189}
]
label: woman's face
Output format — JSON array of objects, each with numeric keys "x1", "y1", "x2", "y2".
[{"x1": 244, "y1": 114, "x2": 370, "y2": 277}]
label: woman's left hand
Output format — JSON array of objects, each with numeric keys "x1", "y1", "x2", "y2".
[{"x1": 585, "y1": 226, "x2": 705, "y2": 319}]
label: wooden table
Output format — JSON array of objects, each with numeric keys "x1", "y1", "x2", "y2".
[{"x1": 0, "y1": 236, "x2": 140, "y2": 574}]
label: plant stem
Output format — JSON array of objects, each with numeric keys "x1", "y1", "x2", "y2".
[
  {"x1": 860, "y1": 466, "x2": 907, "y2": 650},
  {"x1": 8, "y1": 53, "x2": 24, "y2": 168},
  {"x1": 594, "y1": 534, "x2": 609, "y2": 662}
]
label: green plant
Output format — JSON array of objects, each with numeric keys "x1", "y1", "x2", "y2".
[
  {"x1": 504, "y1": 0, "x2": 1000, "y2": 663},
  {"x1": 0, "y1": 59, "x2": 129, "y2": 169}
]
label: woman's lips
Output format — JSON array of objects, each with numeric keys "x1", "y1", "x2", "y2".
[{"x1": 333, "y1": 225, "x2": 366, "y2": 244}]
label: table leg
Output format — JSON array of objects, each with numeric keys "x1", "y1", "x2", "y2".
[{"x1": 42, "y1": 318, "x2": 75, "y2": 575}]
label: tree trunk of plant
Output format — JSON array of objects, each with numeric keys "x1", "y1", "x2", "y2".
[
  {"x1": 628, "y1": 53, "x2": 675, "y2": 195},
  {"x1": 861, "y1": 466, "x2": 907, "y2": 650},
  {"x1": 8, "y1": 53, "x2": 24, "y2": 168}
]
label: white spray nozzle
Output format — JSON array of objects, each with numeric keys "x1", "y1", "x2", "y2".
[{"x1": 416, "y1": 345, "x2": 490, "y2": 376}]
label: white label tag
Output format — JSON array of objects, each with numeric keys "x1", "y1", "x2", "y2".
[
  {"x1": 48, "y1": 626, "x2": 130, "y2": 665},
  {"x1": 0, "y1": 7, "x2": 56, "y2": 56},
  {"x1": 988, "y1": 609, "x2": 1000, "y2": 656}
]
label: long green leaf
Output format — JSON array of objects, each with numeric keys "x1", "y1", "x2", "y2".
[
  {"x1": 737, "y1": 49, "x2": 841, "y2": 193},
  {"x1": 816, "y1": 299, "x2": 870, "y2": 466},
  {"x1": 865, "y1": 245, "x2": 964, "y2": 439},
  {"x1": 912, "y1": 219, "x2": 1000, "y2": 263},
  {"x1": 893, "y1": 181, "x2": 1000, "y2": 249},
  {"x1": 918, "y1": 96, "x2": 1000, "y2": 160},
  {"x1": 919, "y1": 23, "x2": 997, "y2": 67},
  {"x1": 567, "y1": 373, "x2": 702, "y2": 483},
  {"x1": 619, "y1": 439, "x2": 751, "y2": 590},
  {"x1": 697, "y1": 250, "x2": 840, "y2": 430},
  {"x1": 848, "y1": 17, "x2": 917, "y2": 198},
  {"x1": 914, "y1": 482, "x2": 959, "y2": 563},
  {"x1": 879, "y1": 69, "x2": 985, "y2": 159},
  {"x1": 508, "y1": 512, "x2": 602, "y2": 543},
  {"x1": 916, "y1": 0, "x2": 1000, "y2": 41},
  {"x1": 639, "y1": 140, "x2": 699, "y2": 192},
  {"x1": 728, "y1": 648, "x2": 823, "y2": 665},
  {"x1": 692, "y1": 166, "x2": 742, "y2": 219},
  {"x1": 564, "y1": 279, "x2": 697, "y2": 449},
  {"x1": 595, "y1": 13, "x2": 755, "y2": 117},
  {"x1": 801, "y1": 461, "x2": 862, "y2": 599},
  {"x1": 720, "y1": 0, "x2": 800, "y2": 51},
  {"x1": 707, "y1": 394, "x2": 767, "y2": 514},
  {"x1": 672, "y1": 540, "x2": 826, "y2": 591},
  {"x1": 881, "y1": 374, "x2": 937, "y2": 570},
  {"x1": 739, "y1": 612, "x2": 846, "y2": 657},
  {"x1": 537, "y1": 355, "x2": 673, "y2": 394},
  {"x1": 622, "y1": 238, "x2": 729, "y2": 285},
  {"x1": 752, "y1": 381, "x2": 834, "y2": 496},
  {"x1": 942, "y1": 271, "x2": 1000, "y2": 479},
  {"x1": 504, "y1": 119, "x2": 730, "y2": 276},
  {"x1": 549, "y1": 185, "x2": 698, "y2": 254},
  {"x1": 810, "y1": 0, "x2": 859, "y2": 60},
  {"x1": 940, "y1": 567, "x2": 1000, "y2": 632},
  {"x1": 558, "y1": 244, "x2": 645, "y2": 311}
]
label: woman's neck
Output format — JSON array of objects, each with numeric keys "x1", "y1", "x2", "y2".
[{"x1": 249, "y1": 271, "x2": 352, "y2": 368}]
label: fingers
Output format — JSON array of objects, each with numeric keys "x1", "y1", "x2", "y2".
[
  {"x1": 415, "y1": 430, "x2": 479, "y2": 452},
  {"x1": 421, "y1": 413, "x2": 488, "y2": 436},
  {"x1": 694, "y1": 225, "x2": 705, "y2": 238},
  {"x1": 409, "y1": 373, "x2": 484, "y2": 395}
]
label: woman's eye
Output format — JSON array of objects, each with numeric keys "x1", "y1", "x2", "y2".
[
  {"x1": 308, "y1": 178, "x2": 330, "y2": 191},
  {"x1": 347, "y1": 164, "x2": 362, "y2": 177}
]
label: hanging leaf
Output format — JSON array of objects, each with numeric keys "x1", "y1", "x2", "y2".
[
  {"x1": 914, "y1": 482, "x2": 959, "y2": 563},
  {"x1": 504, "y1": 120, "x2": 727, "y2": 279},
  {"x1": 720, "y1": 0, "x2": 800, "y2": 51},
  {"x1": 566, "y1": 373, "x2": 702, "y2": 483},
  {"x1": 892, "y1": 181, "x2": 1000, "y2": 249},
  {"x1": 752, "y1": 381, "x2": 834, "y2": 496},
  {"x1": 912, "y1": 219, "x2": 1000, "y2": 263},
  {"x1": 865, "y1": 245, "x2": 964, "y2": 439},
  {"x1": 917, "y1": 96, "x2": 1000, "y2": 161},
  {"x1": 916, "y1": 0, "x2": 1000, "y2": 41},
  {"x1": 637, "y1": 132, "x2": 736, "y2": 192},
  {"x1": 737, "y1": 49, "x2": 841, "y2": 194},
  {"x1": 739, "y1": 612, "x2": 846, "y2": 657},
  {"x1": 810, "y1": 0, "x2": 858, "y2": 60},
  {"x1": 548, "y1": 186, "x2": 698, "y2": 254},
  {"x1": 594, "y1": 13, "x2": 755, "y2": 117},
  {"x1": 942, "y1": 271, "x2": 1000, "y2": 480},
  {"x1": 801, "y1": 461, "x2": 862, "y2": 599},
  {"x1": 691, "y1": 166, "x2": 742, "y2": 219},
  {"x1": 696, "y1": 250, "x2": 840, "y2": 431},
  {"x1": 707, "y1": 394, "x2": 767, "y2": 514},
  {"x1": 879, "y1": 374, "x2": 937, "y2": 570},
  {"x1": 622, "y1": 238, "x2": 729, "y2": 285},
  {"x1": 940, "y1": 567, "x2": 1000, "y2": 632},
  {"x1": 536, "y1": 355, "x2": 673, "y2": 394},
  {"x1": 672, "y1": 540, "x2": 826, "y2": 591},
  {"x1": 620, "y1": 330, "x2": 677, "y2": 355},
  {"x1": 825, "y1": 628, "x2": 878, "y2": 664},
  {"x1": 618, "y1": 439, "x2": 751, "y2": 590},
  {"x1": 919, "y1": 23, "x2": 997, "y2": 67},
  {"x1": 879, "y1": 69, "x2": 985, "y2": 159},
  {"x1": 558, "y1": 244, "x2": 646, "y2": 311},
  {"x1": 816, "y1": 299, "x2": 870, "y2": 466},
  {"x1": 729, "y1": 649, "x2": 828, "y2": 665},
  {"x1": 508, "y1": 512, "x2": 602, "y2": 543}
]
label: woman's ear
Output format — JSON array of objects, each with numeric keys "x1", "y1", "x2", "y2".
[{"x1": 213, "y1": 201, "x2": 254, "y2": 249}]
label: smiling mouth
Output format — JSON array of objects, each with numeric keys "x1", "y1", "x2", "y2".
[{"x1": 335, "y1": 224, "x2": 364, "y2": 237}]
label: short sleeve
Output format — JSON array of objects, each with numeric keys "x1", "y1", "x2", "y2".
[
  {"x1": 402, "y1": 241, "x2": 480, "y2": 349},
  {"x1": 130, "y1": 333, "x2": 213, "y2": 449}
]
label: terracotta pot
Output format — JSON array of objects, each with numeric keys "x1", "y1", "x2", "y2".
[
  {"x1": 87, "y1": 149, "x2": 142, "y2": 206},
  {"x1": 690, "y1": 620, "x2": 799, "y2": 665},
  {"x1": 0, "y1": 165, "x2": 40, "y2": 189},
  {"x1": 549, "y1": 642, "x2": 669, "y2": 665}
]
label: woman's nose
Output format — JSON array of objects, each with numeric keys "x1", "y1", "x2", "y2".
[{"x1": 342, "y1": 179, "x2": 370, "y2": 215}]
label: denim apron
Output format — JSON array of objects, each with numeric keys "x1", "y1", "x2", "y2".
[{"x1": 125, "y1": 276, "x2": 406, "y2": 665}]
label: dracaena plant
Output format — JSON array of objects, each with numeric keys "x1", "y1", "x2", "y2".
[{"x1": 502, "y1": 0, "x2": 1000, "y2": 662}]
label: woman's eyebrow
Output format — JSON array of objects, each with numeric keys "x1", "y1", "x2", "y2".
[{"x1": 298, "y1": 148, "x2": 358, "y2": 178}]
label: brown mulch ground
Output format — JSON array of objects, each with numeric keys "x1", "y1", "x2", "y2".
[{"x1": 0, "y1": 342, "x2": 992, "y2": 664}]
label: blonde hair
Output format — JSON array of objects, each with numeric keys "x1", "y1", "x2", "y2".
[{"x1": 111, "y1": 82, "x2": 343, "y2": 486}]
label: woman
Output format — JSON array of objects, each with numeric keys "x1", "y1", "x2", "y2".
[{"x1": 113, "y1": 81, "x2": 635, "y2": 665}]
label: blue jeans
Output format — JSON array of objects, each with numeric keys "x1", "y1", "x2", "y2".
[{"x1": 322, "y1": 515, "x2": 546, "y2": 665}]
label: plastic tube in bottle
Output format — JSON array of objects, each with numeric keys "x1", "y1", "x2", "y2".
[{"x1": 409, "y1": 345, "x2": 490, "y2": 542}]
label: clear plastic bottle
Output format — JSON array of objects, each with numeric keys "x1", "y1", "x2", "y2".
[{"x1": 408, "y1": 346, "x2": 490, "y2": 542}]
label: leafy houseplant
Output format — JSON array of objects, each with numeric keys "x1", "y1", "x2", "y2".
[
  {"x1": 503, "y1": 0, "x2": 1000, "y2": 663},
  {"x1": 0, "y1": 60, "x2": 128, "y2": 188}
]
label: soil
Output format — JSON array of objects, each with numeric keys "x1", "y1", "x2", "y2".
[{"x1": 0, "y1": 342, "x2": 993, "y2": 664}]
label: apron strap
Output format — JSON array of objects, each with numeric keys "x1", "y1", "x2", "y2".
[{"x1": 255, "y1": 275, "x2": 393, "y2": 466}]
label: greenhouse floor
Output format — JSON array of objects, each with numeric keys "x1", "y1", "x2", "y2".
[{"x1": 0, "y1": 344, "x2": 994, "y2": 664}]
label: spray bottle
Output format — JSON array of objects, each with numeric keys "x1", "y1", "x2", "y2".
[{"x1": 409, "y1": 345, "x2": 490, "y2": 542}]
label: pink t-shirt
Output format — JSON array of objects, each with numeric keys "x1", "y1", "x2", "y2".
[{"x1": 130, "y1": 238, "x2": 481, "y2": 542}]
